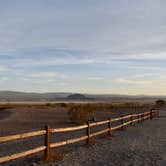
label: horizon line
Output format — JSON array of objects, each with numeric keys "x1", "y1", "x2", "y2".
[{"x1": 0, "y1": 90, "x2": 166, "y2": 97}]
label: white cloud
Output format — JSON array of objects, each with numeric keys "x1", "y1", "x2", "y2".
[
  {"x1": 115, "y1": 52, "x2": 166, "y2": 60},
  {"x1": 0, "y1": 77, "x2": 8, "y2": 81},
  {"x1": 1, "y1": 0, "x2": 166, "y2": 57},
  {"x1": 87, "y1": 77, "x2": 104, "y2": 81},
  {"x1": 0, "y1": 66, "x2": 10, "y2": 72},
  {"x1": 17, "y1": 71, "x2": 69, "y2": 81},
  {"x1": 115, "y1": 78, "x2": 153, "y2": 85}
]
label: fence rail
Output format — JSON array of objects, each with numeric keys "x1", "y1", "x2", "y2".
[
  {"x1": 0, "y1": 109, "x2": 159, "y2": 164},
  {"x1": 0, "y1": 130, "x2": 46, "y2": 143}
]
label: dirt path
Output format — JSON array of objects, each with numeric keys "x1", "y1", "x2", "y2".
[{"x1": 43, "y1": 110, "x2": 166, "y2": 166}]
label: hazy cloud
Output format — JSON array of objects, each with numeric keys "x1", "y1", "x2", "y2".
[
  {"x1": 0, "y1": 0, "x2": 166, "y2": 94},
  {"x1": 115, "y1": 78, "x2": 153, "y2": 85}
]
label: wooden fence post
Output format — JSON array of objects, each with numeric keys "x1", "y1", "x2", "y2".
[
  {"x1": 150, "y1": 110, "x2": 153, "y2": 120},
  {"x1": 141, "y1": 113, "x2": 143, "y2": 123},
  {"x1": 130, "y1": 114, "x2": 133, "y2": 126},
  {"x1": 86, "y1": 122, "x2": 90, "y2": 144},
  {"x1": 108, "y1": 118, "x2": 111, "y2": 136},
  {"x1": 143, "y1": 112, "x2": 146, "y2": 121},
  {"x1": 121, "y1": 116, "x2": 124, "y2": 130},
  {"x1": 44, "y1": 125, "x2": 50, "y2": 162},
  {"x1": 137, "y1": 114, "x2": 140, "y2": 123}
]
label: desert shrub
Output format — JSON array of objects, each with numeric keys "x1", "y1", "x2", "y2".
[
  {"x1": 155, "y1": 100, "x2": 165, "y2": 108},
  {"x1": 67, "y1": 102, "x2": 154, "y2": 124},
  {"x1": 68, "y1": 104, "x2": 96, "y2": 124},
  {"x1": 57, "y1": 103, "x2": 67, "y2": 108},
  {"x1": 0, "y1": 106, "x2": 7, "y2": 110},
  {"x1": 110, "y1": 102, "x2": 153, "y2": 114},
  {"x1": 45, "y1": 103, "x2": 52, "y2": 107},
  {"x1": 0, "y1": 105, "x2": 12, "y2": 110}
]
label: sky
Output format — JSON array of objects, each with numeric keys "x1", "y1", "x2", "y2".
[{"x1": 0, "y1": 0, "x2": 166, "y2": 95}]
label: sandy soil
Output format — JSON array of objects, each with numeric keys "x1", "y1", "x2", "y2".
[
  {"x1": 0, "y1": 106, "x2": 69, "y2": 136},
  {"x1": 0, "y1": 104, "x2": 141, "y2": 136},
  {"x1": 0, "y1": 104, "x2": 163, "y2": 166},
  {"x1": 42, "y1": 109, "x2": 166, "y2": 166}
]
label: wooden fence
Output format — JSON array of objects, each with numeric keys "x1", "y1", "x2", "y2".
[{"x1": 0, "y1": 109, "x2": 159, "y2": 163}]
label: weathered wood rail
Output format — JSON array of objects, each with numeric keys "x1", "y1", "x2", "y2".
[{"x1": 0, "y1": 109, "x2": 159, "y2": 164}]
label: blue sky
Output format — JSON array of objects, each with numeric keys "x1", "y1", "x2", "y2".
[{"x1": 0, "y1": 0, "x2": 166, "y2": 95}]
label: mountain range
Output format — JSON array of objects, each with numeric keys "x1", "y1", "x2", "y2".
[{"x1": 0, "y1": 91, "x2": 165, "y2": 102}]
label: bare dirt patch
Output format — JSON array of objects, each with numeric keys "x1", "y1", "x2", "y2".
[{"x1": 0, "y1": 108, "x2": 12, "y2": 120}]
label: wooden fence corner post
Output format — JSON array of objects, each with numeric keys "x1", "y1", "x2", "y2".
[
  {"x1": 44, "y1": 125, "x2": 50, "y2": 162},
  {"x1": 86, "y1": 121, "x2": 90, "y2": 144},
  {"x1": 108, "y1": 118, "x2": 111, "y2": 136}
]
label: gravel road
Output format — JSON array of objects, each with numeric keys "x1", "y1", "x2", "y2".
[{"x1": 42, "y1": 109, "x2": 166, "y2": 166}]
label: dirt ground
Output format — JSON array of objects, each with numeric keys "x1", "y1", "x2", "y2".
[
  {"x1": 0, "y1": 102, "x2": 156, "y2": 166},
  {"x1": 0, "y1": 105, "x2": 69, "y2": 136},
  {"x1": 0, "y1": 104, "x2": 141, "y2": 136},
  {"x1": 44, "y1": 109, "x2": 166, "y2": 166}
]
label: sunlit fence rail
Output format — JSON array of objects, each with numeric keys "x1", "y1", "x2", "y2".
[{"x1": 0, "y1": 109, "x2": 159, "y2": 164}]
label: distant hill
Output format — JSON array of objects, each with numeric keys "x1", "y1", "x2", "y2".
[
  {"x1": 0, "y1": 91, "x2": 71, "y2": 101},
  {"x1": 67, "y1": 94, "x2": 91, "y2": 100},
  {"x1": 0, "y1": 91, "x2": 165, "y2": 102}
]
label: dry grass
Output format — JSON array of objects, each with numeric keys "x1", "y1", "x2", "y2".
[
  {"x1": 67, "y1": 102, "x2": 154, "y2": 124},
  {"x1": 0, "y1": 101, "x2": 155, "y2": 136}
]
